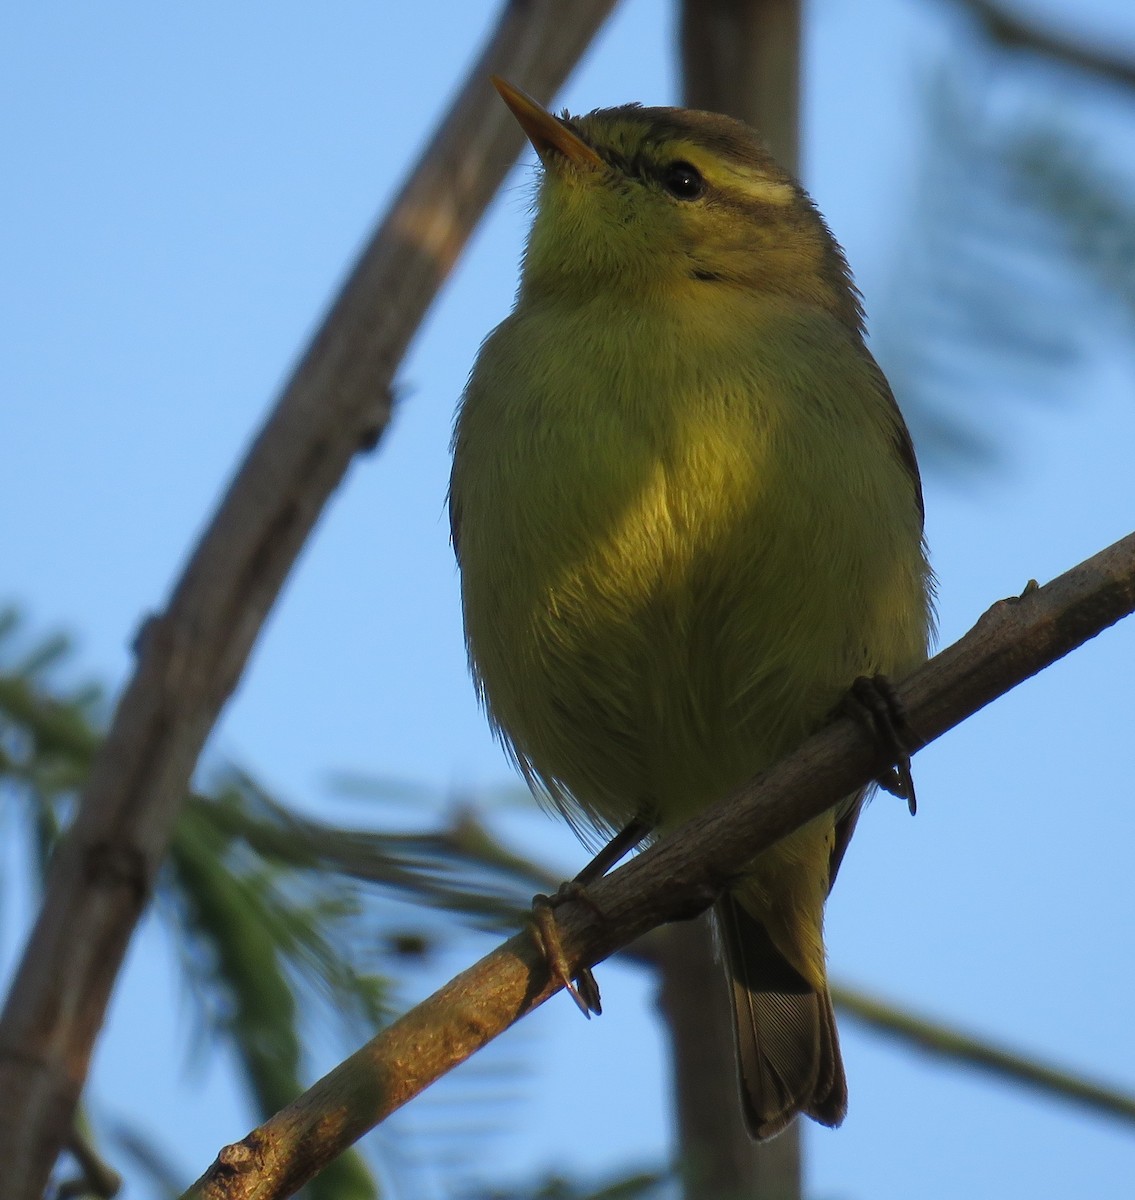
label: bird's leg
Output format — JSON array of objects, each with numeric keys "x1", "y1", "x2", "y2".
[
  {"x1": 845, "y1": 674, "x2": 919, "y2": 815},
  {"x1": 531, "y1": 816, "x2": 652, "y2": 1017},
  {"x1": 573, "y1": 816, "x2": 654, "y2": 888}
]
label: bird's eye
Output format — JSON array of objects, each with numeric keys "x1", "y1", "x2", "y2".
[{"x1": 660, "y1": 161, "x2": 705, "y2": 200}]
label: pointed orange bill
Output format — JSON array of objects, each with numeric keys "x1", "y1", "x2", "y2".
[{"x1": 491, "y1": 76, "x2": 604, "y2": 169}]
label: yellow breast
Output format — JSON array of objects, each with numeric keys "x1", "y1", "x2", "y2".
[{"x1": 451, "y1": 291, "x2": 930, "y2": 838}]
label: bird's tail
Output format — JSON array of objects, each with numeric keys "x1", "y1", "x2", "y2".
[{"x1": 717, "y1": 893, "x2": 847, "y2": 1140}]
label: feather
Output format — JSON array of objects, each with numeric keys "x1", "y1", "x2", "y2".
[{"x1": 718, "y1": 894, "x2": 847, "y2": 1138}]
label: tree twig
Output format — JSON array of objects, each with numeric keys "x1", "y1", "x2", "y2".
[
  {"x1": 833, "y1": 983, "x2": 1135, "y2": 1126},
  {"x1": 182, "y1": 532, "x2": 1135, "y2": 1199},
  {"x1": 0, "y1": 3, "x2": 618, "y2": 1196}
]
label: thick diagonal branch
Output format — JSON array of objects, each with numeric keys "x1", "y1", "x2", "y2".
[
  {"x1": 184, "y1": 531, "x2": 1135, "y2": 1200},
  {"x1": 0, "y1": 3, "x2": 617, "y2": 1196}
]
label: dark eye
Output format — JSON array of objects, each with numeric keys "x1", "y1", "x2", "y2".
[{"x1": 660, "y1": 160, "x2": 705, "y2": 200}]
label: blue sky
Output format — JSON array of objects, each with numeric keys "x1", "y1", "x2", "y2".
[{"x1": 3, "y1": 2, "x2": 1134, "y2": 1197}]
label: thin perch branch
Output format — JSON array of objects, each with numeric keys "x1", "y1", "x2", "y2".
[
  {"x1": 0, "y1": 2, "x2": 617, "y2": 1196},
  {"x1": 183, "y1": 532, "x2": 1135, "y2": 1200},
  {"x1": 380, "y1": 811, "x2": 1135, "y2": 1126}
]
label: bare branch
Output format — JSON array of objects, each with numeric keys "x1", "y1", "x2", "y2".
[
  {"x1": 183, "y1": 532, "x2": 1135, "y2": 1200},
  {"x1": 0, "y1": 2, "x2": 618, "y2": 1195},
  {"x1": 833, "y1": 983, "x2": 1135, "y2": 1126}
]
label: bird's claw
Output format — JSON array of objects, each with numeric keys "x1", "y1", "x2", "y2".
[
  {"x1": 531, "y1": 892, "x2": 602, "y2": 1017},
  {"x1": 846, "y1": 674, "x2": 918, "y2": 815}
]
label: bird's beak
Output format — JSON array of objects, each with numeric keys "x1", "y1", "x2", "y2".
[{"x1": 491, "y1": 76, "x2": 604, "y2": 169}]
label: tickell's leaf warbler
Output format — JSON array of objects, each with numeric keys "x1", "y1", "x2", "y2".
[{"x1": 449, "y1": 78, "x2": 935, "y2": 1139}]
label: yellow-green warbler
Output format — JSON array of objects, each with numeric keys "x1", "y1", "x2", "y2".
[{"x1": 449, "y1": 78, "x2": 934, "y2": 1138}]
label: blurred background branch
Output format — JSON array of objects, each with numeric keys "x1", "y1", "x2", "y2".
[
  {"x1": 833, "y1": 983, "x2": 1135, "y2": 1126},
  {"x1": 952, "y1": 0, "x2": 1135, "y2": 87}
]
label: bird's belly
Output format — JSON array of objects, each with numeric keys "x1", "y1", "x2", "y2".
[{"x1": 463, "y1": 396, "x2": 922, "y2": 835}]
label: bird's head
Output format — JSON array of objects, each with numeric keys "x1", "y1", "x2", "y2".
[{"x1": 493, "y1": 77, "x2": 862, "y2": 331}]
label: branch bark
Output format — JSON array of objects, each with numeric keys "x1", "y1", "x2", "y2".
[
  {"x1": 0, "y1": 3, "x2": 617, "y2": 1195},
  {"x1": 182, "y1": 532, "x2": 1135, "y2": 1200}
]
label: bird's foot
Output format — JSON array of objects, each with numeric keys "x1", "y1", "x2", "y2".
[
  {"x1": 528, "y1": 818, "x2": 653, "y2": 1018},
  {"x1": 530, "y1": 886, "x2": 603, "y2": 1017},
  {"x1": 845, "y1": 674, "x2": 919, "y2": 815}
]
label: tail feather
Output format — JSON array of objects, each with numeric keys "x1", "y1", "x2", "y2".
[{"x1": 719, "y1": 895, "x2": 847, "y2": 1139}]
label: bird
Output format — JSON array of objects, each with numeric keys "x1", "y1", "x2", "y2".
[{"x1": 448, "y1": 77, "x2": 934, "y2": 1139}]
